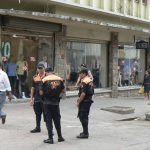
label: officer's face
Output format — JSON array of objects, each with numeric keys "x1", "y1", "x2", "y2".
[
  {"x1": 79, "y1": 73, "x2": 86, "y2": 79},
  {"x1": 37, "y1": 67, "x2": 45, "y2": 74}
]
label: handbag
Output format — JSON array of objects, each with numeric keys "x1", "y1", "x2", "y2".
[{"x1": 139, "y1": 86, "x2": 144, "y2": 94}]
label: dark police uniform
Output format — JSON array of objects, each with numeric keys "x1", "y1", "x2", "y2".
[
  {"x1": 40, "y1": 74, "x2": 65, "y2": 143},
  {"x1": 31, "y1": 74, "x2": 46, "y2": 132},
  {"x1": 78, "y1": 76, "x2": 94, "y2": 138}
]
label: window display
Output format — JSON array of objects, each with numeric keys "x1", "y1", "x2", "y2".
[
  {"x1": 66, "y1": 41, "x2": 108, "y2": 90},
  {"x1": 1, "y1": 34, "x2": 54, "y2": 98},
  {"x1": 118, "y1": 45, "x2": 145, "y2": 86}
]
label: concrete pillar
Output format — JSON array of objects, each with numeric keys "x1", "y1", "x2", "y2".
[
  {"x1": 54, "y1": 25, "x2": 67, "y2": 79},
  {"x1": 109, "y1": 32, "x2": 119, "y2": 98},
  {"x1": 90, "y1": 0, "x2": 100, "y2": 8},
  {"x1": 79, "y1": 0, "x2": 89, "y2": 5},
  {"x1": 112, "y1": 0, "x2": 117, "y2": 12},
  {"x1": 123, "y1": 0, "x2": 127, "y2": 15},
  {"x1": 147, "y1": 37, "x2": 150, "y2": 67},
  {"x1": 0, "y1": 16, "x2": 2, "y2": 63},
  {"x1": 132, "y1": 0, "x2": 138, "y2": 17},
  {"x1": 104, "y1": 0, "x2": 111, "y2": 11},
  {"x1": 147, "y1": 2, "x2": 150, "y2": 20}
]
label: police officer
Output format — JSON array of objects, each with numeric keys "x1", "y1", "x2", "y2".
[
  {"x1": 76, "y1": 69, "x2": 94, "y2": 139},
  {"x1": 30, "y1": 64, "x2": 46, "y2": 133},
  {"x1": 40, "y1": 67, "x2": 65, "y2": 144}
]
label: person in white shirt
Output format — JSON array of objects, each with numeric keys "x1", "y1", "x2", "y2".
[{"x1": 0, "y1": 62, "x2": 12, "y2": 124}]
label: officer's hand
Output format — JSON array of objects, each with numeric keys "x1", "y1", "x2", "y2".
[
  {"x1": 30, "y1": 98, "x2": 34, "y2": 106},
  {"x1": 77, "y1": 99, "x2": 80, "y2": 107}
]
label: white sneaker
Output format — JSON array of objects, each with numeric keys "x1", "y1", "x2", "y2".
[
  {"x1": 22, "y1": 95, "x2": 27, "y2": 99},
  {"x1": 13, "y1": 95, "x2": 17, "y2": 99}
]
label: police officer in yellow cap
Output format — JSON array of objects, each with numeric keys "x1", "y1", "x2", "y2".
[
  {"x1": 30, "y1": 64, "x2": 46, "y2": 133},
  {"x1": 76, "y1": 69, "x2": 94, "y2": 139},
  {"x1": 40, "y1": 67, "x2": 65, "y2": 144}
]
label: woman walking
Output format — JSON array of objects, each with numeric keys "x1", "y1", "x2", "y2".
[{"x1": 143, "y1": 71, "x2": 150, "y2": 100}]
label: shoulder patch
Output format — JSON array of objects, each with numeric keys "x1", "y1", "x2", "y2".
[
  {"x1": 42, "y1": 74, "x2": 63, "y2": 83},
  {"x1": 33, "y1": 75, "x2": 42, "y2": 81},
  {"x1": 82, "y1": 76, "x2": 92, "y2": 84}
]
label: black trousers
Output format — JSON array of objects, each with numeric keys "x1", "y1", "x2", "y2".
[
  {"x1": 33, "y1": 101, "x2": 46, "y2": 128},
  {"x1": 43, "y1": 104, "x2": 62, "y2": 139},
  {"x1": 78, "y1": 102, "x2": 92, "y2": 135},
  {"x1": 8, "y1": 76, "x2": 16, "y2": 93},
  {"x1": 18, "y1": 74, "x2": 27, "y2": 92}
]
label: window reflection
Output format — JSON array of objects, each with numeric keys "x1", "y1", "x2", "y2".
[
  {"x1": 118, "y1": 45, "x2": 145, "y2": 86},
  {"x1": 66, "y1": 41, "x2": 108, "y2": 90}
]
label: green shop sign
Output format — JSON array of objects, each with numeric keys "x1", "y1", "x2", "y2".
[{"x1": 1, "y1": 41, "x2": 11, "y2": 58}]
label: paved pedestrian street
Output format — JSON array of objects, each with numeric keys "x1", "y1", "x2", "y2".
[{"x1": 1, "y1": 96, "x2": 150, "y2": 150}]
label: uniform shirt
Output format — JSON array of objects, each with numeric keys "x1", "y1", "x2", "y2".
[
  {"x1": 32, "y1": 74, "x2": 45, "y2": 102},
  {"x1": 78, "y1": 76, "x2": 94, "y2": 103},
  {"x1": 0, "y1": 69, "x2": 11, "y2": 92},
  {"x1": 16, "y1": 60, "x2": 28, "y2": 75},
  {"x1": 40, "y1": 74, "x2": 65, "y2": 105}
]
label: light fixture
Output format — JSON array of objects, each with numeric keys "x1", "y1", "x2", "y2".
[{"x1": 12, "y1": 34, "x2": 17, "y2": 37}]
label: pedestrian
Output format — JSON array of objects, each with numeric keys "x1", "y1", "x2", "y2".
[
  {"x1": 75, "y1": 64, "x2": 93, "y2": 87},
  {"x1": 76, "y1": 69, "x2": 94, "y2": 139},
  {"x1": 16, "y1": 55, "x2": 28, "y2": 99},
  {"x1": 40, "y1": 67, "x2": 65, "y2": 144},
  {"x1": 143, "y1": 71, "x2": 150, "y2": 100},
  {"x1": 30, "y1": 64, "x2": 46, "y2": 133},
  {"x1": 0, "y1": 62, "x2": 12, "y2": 124},
  {"x1": 5, "y1": 57, "x2": 17, "y2": 99}
]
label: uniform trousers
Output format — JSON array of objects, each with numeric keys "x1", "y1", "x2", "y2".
[
  {"x1": 43, "y1": 104, "x2": 62, "y2": 139},
  {"x1": 33, "y1": 101, "x2": 46, "y2": 128},
  {"x1": 78, "y1": 102, "x2": 92, "y2": 135}
]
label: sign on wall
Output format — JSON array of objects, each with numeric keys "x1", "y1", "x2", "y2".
[
  {"x1": 1, "y1": 41, "x2": 11, "y2": 58},
  {"x1": 136, "y1": 40, "x2": 149, "y2": 49}
]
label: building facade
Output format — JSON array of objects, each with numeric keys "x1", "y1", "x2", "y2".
[{"x1": 0, "y1": 0, "x2": 150, "y2": 97}]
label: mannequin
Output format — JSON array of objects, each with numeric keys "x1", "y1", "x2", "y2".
[
  {"x1": 118, "y1": 70, "x2": 122, "y2": 87},
  {"x1": 16, "y1": 55, "x2": 28, "y2": 98},
  {"x1": 39, "y1": 56, "x2": 49, "y2": 68}
]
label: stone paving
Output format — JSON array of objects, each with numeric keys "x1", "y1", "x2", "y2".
[{"x1": 1, "y1": 96, "x2": 150, "y2": 150}]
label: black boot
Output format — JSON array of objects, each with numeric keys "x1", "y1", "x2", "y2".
[
  {"x1": 1, "y1": 116, "x2": 6, "y2": 124},
  {"x1": 30, "y1": 127, "x2": 41, "y2": 133},
  {"x1": 43, "y1": 138, "x2": 54, "y2": 144},
  {"x1": 76, "y1": 133, "x2": 89, "y2": 139},
  {"x1": 58, "y1": 136, "x2": 65, "y2": 142}
]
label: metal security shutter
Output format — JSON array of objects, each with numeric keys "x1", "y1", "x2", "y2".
[{"x1": 1, "y1": 16, "x2": 62, "y2": 33}]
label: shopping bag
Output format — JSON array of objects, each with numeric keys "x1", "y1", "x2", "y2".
[{"x1": 138, "y1": 86, "x2": 144, "y2": 94}]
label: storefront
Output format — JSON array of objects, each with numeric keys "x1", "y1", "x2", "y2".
[
  {"x1": 0, "y1": 15, "x2": 62, "y2": 97},
  {"x1": 118, "y1": 45, "x2": 146, "y2": 87},
  {"x1": 0, "y1": 10, "x2": 149, "y2": 98}
]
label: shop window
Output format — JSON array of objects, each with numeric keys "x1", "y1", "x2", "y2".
[
  {"x1": 1, "y1": 34, "x2": 54, "y2": 98},
  {"x1": 118, "y1": 45, "x2": 145, "y2": 87},
  {"x1": 66, "y1": 42, "x2": 108, "y2": 90}
]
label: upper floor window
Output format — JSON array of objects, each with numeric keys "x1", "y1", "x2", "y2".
[{"x1": 135, "y1": 0, "x2": 139, "y2": 3}]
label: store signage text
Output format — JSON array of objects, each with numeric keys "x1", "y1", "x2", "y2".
[
  {"x1": 136, "y1": 41, "x2": 149, "y2": 49},
  {"x1": 1, "y1": 41, "x2": 11, "y2": 58}
]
